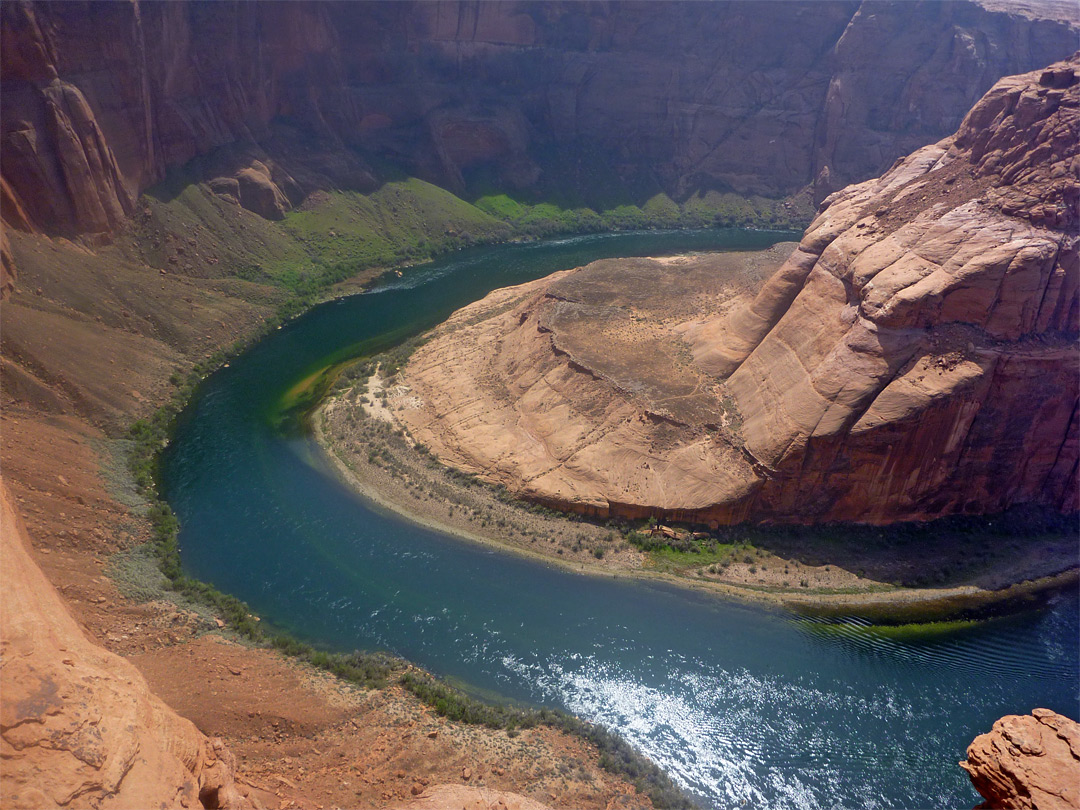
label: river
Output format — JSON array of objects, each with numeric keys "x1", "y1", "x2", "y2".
[{"x1": 162, "y1": 229, "x2": 1079, "y2": 810}]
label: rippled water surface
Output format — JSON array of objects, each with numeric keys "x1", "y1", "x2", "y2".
[{"x1": 163, "y1": 230, "x2": 1079, "y2": 809}]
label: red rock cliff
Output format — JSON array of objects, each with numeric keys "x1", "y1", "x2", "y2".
[
  {"x1": 0, "y1": 483, "x2": 252, "y2": 809},
  {"x1": 2, "y1": 1, "x2": 1077, "y2": 238},
  {"x1": 394, "y1": 57, "x2": 1079, "y2": 525},
  {"x1": 718, "y1": 56, "x2": 1079, "y2": 522}
]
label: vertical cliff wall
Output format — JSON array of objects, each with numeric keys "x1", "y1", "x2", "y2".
[
  {"x1": 2, "y1": 0, "x2": 1077, "y2": 242},
  {"x1": 713, "y1": 56, "x2": 1080, "y2": 521}
]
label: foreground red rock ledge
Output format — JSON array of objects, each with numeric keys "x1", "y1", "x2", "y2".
[
  {"x1": 961, "y1": 709, "x2": 1080, "y2": 810},
  {"x1": 395, "y1": 58, "x2": 1079, "y2": 525},
  {"x1": 0, "y1": 483, "x2": 252, "y2": 809}
]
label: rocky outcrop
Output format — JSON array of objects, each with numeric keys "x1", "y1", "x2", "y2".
[
  {"x1": 233, "y1": 160, "x2": 293, "y2": 221},
  {"x1": 2, "y1": 1, "x2": 1077, "y2": 238},
  {"x1": 715, "y1": 56, "x2": 1080, "y2": 522},
  {"x1": 0, "y1": 482, "x2": 252, "y2": 809},
  {"x1": 393, "y1": 58, "x2": 1079, "y2": 525},
  {"x1": 960, "y1": 709, "x2": 1080, "y2": 809}
]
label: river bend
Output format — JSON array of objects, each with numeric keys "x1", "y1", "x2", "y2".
[{"x1": 163, "y1": 230, "x2": 1080, "y2": 809}]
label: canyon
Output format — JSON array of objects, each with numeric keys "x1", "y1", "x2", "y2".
[
  {"x1": 2, "y1": 1, "x2": 1079, "y2": 808},
  {"x1": 3, "y1": 0, "x2": 1079, "y2": 247},
  {"x1": 393, "y1": 57, "x2": 1080, "y2": 526}
]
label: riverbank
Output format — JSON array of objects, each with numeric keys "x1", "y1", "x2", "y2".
[
  {"x1": 7, "y1": 225, "x2": 740, "y2": 809},
  {"x1": 317, "y1": 366, "x2": 1079, "y2": 624}
]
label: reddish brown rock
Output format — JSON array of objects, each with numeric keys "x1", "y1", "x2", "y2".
[
  {"x1": 390, "y1": 784, "x2": 554, "y2": 810},
  {"x1": 394, "y1": 58, "x2": 1079, "y2": 525},
  {"x1": 1, "y1": 1, "x2": 1076, "y2": 238},
  {"x1": 718, "y1": 56, "x2": 1080, "y2": 522},
  {"x1": 960, "y1": 709, "x2": 1080, "y2": 809},
  {"x1": 0, "y1": 482, "x2": 252, "y2": 809},
  {"x1": 234, "y1": 160, "x2": 292, "y2": 221},
  {"x1": 0, "y1": 224, "x2": 15, "y2": 300}
]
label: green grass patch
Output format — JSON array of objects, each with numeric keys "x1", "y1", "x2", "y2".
[
  {"x1": 475, "y1": 193, "x2": 528, "y2": 220},
  {"x1": 280, "y1": 179, "x2": 510, "y2": 271},
  {"x1": 647, "y1": 542, "x2": 738, "y2": 573},
  {"x1": 797, "y1": 617, "x2": 981, "y2": 642},
  {"x1": 470, "y1": 188, "x2": 808, "y2": 238},
  {"x1": 864, "y1": 619, "x2": 980, "y2": 639}
]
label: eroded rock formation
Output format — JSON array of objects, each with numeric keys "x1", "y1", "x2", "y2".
[
  {"x1": 2, "y1": 1, "x2": 1077, "y2": 238},
  {"x1": 0, "y1": 483, "x2": 252, "y2": 809},
  {"x1": 961, "y1": 709, "x2": 1080, "y2": 810},
  {"x1": 394, "y1": 57, "x2": 1079, "y2": 525}
]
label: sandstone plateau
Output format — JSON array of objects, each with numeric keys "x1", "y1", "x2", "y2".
[
  {"x1": 961, "y1": 709, "x2": 1080, "y2": 810},
  {"x1": 394, "y1": 57, "x2": 1080, "y2": 525},
  {"x1": 3, "y1": 0, "x2": 1078, "y2": 243}
]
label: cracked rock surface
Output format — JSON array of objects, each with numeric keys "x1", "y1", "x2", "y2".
[{"x1": 961, "y1": 709, "x2": 1080, "y2": 810}]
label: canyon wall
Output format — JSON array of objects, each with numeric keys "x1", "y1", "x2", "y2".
[
  {"x1": 395, "y1": 57, "x2": 1079, "y2": 525},
  {"x1": 718, "y1": 56, "x2": 1079, "y2": 522},
  {"x1": 2, "y1": 0, "x2": 1078, "y2": 241}
]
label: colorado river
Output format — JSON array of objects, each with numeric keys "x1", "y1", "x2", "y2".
[{"x1": 162, "y1": 230, "x2": 1079, "y2": 809}]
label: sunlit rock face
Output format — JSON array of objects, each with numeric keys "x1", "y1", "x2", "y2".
[
  {"x1": 961, "y1": 709, "x2": 1080, "y2": 810},
  {"x1": 0, "y1": 485, "x2": 252, "y2": 809},
  {"x1": 395, "y1": 58, "x2": 1079, "y2": 525},
  {"x1": 2, "y1": 1, "x2": 1077, "y2": 237}
]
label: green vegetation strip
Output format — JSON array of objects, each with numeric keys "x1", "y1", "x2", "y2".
[
  {"x1": 399, "y1": 672, "x2": 695, "y2": 809},
  {"x1": 125, "y1": 349, "x2": 697, "y2": 809}
]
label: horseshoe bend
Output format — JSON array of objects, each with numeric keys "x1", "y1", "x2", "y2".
[
  {"x1": 374, "y1": 59, "x2": 1080, "y2": 529},
  {"x1": 3, "y1": 2, "x2": 1080, "y2": 807}
]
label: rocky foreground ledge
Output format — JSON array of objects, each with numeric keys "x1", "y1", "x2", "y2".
[
  {"x1": 962, "y1": 709, "x2": 1080, "y2": 810},
  {"x1": 391, "y1": 58, "x2": 1079, "y2": 526},
  {"x1": 0, "y1": 483, "x2": 252, "y2": 809}
]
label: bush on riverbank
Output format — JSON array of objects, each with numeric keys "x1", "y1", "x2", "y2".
[
  {"x1": 400, "y1": 672, "x2": 697, "y2": 809},
  {"x1": 119, "y1": 272, "x2": 698, "y2": 810}
]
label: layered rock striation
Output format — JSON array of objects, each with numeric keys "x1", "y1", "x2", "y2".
[
  {"x1": 394, "y1": 58, "x2": 1080, "y2": 525},
  {"x1": 2, "y1": 1, "x2": 1078, "y2": 238},
  {"x1": 961, "y1": 709, "x2": 1080, "y2": 810}
]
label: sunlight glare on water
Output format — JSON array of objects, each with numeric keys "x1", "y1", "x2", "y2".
[{"x1": 164, "y1": 231, "x2": 1080, "y2": 810}]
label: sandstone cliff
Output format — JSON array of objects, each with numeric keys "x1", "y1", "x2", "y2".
[
  {"x1": 2, "y1": 1, "x2": 1077, "y2": 239},
  {"x1": 0, "y1": 482, "x2": 252, "y2": 809},
  {"x1": 394, "y1": 57, "x2": 1079, "y2": 525},
  {"x1": 961, "y1": 709, "x2": 1080, "y2": 810}
]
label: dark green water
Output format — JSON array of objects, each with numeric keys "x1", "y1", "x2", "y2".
[{"x1": 162, "y1": 230, "x2": 1079, "y2": 810}]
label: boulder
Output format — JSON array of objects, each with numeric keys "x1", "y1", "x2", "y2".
[
  {"x1": 235, "y1": 161, "x2": 291, "y2": 221},
  {"x1": 961, "y1": 709, "x2": 1080, "y2": 810}
]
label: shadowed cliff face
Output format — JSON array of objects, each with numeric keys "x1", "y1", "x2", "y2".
[
  {"x1": 1, "y1": 0, "x2": 1077, "y2": 241},
  {"x1": 394, "y1": 57, "x2": 1079, "y2": 525}
]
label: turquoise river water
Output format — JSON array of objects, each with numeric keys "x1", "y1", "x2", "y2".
[{"x1": 162, "y1": 230, "x2": 1079, "y2": 810}]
